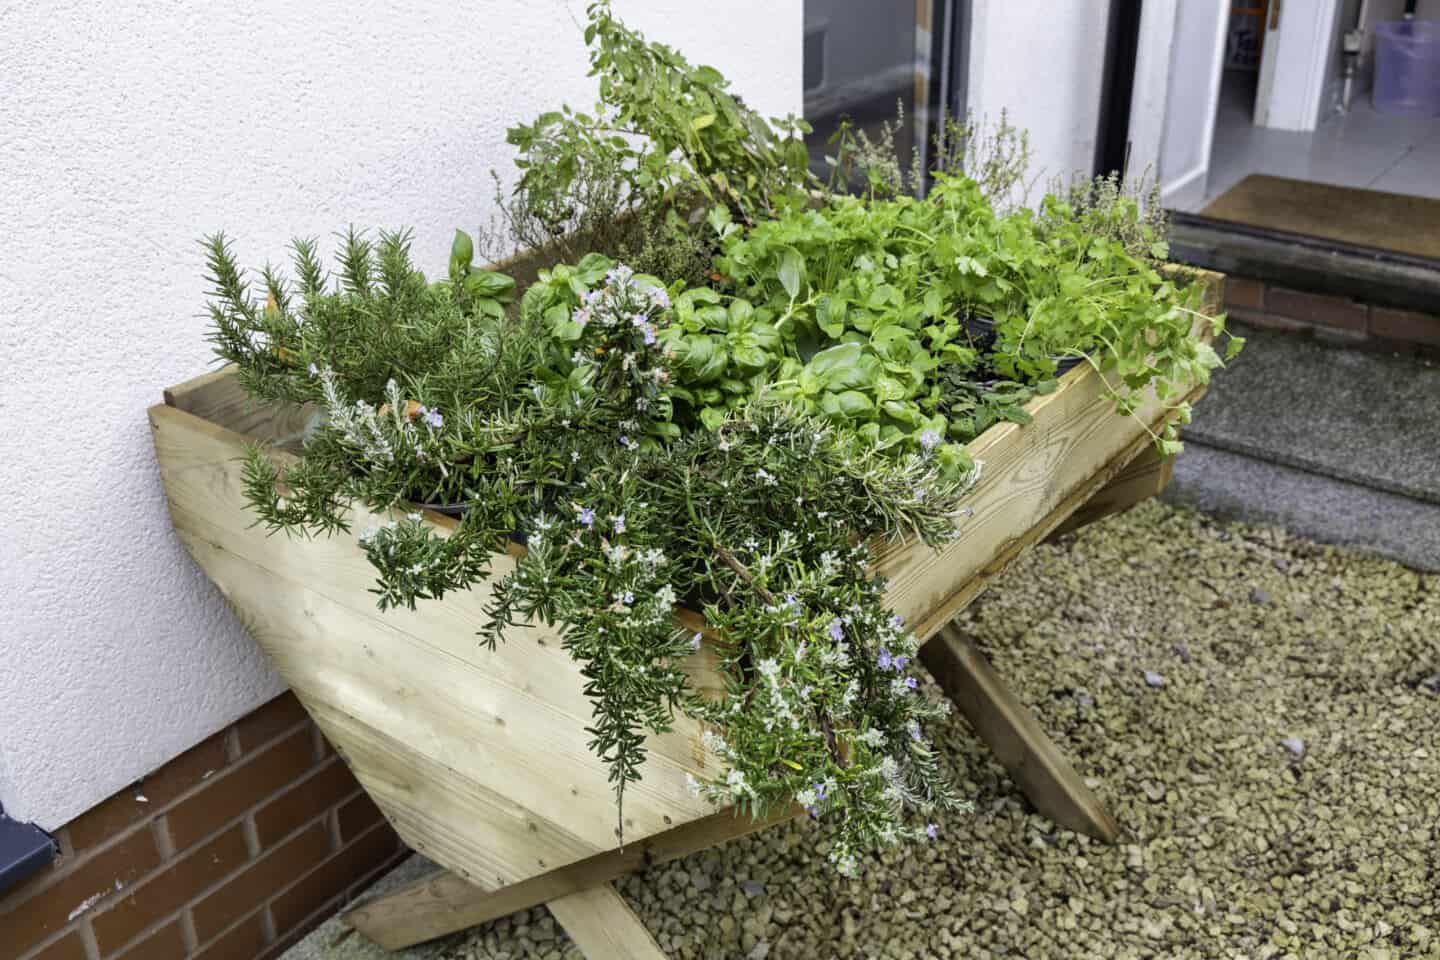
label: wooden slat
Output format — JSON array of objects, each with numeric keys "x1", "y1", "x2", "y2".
[
  {"x1": 164, "y1": 365, "x2": 317, "y2": 446},
  {"x1": 906, "y1": 381, "x2": 1205, "y2": 638},
  {"x1": 922, "y1": 624, "x2": 1120, "y2": 843},
  {"x1": 343, "y1": 805, "x2": 799, "y2": 950},
  {"x1": 1047, "y1": 444, "x2": 1175, "y2": 540},
  {"x1": 546, "y1": 884, "x2": 667, "y2": 960},
  {"x1": 875, "y1": 367, "x2": 1209, "y2": 644},
  {"x1": 149, "y1": 404, "x2": 726, "y2": 879}
]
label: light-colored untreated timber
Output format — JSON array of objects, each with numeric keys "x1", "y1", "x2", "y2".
[
  {"x1": 164, "y1": 365, "x2": 317, "y2": 448},
  {"x1": 342, "y1": 805, "x2": 799, "y2": 950},
  {"x1": 922, "y1": 623, "x2": 1121, "y2": 843},
  {"x1": 546, "y1": 883, "x2": 667, "y2": 959},
  {"x1": 150, "y1": 403, "x2": 727, "y2": 891},
  {"x1": 877, "y1": 374, "x2": 1208, "y2": 644},
  {"x1": 1047, "y1": 444, "x2": 1175, "y2": 540}
]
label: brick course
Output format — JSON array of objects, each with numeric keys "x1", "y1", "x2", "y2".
[
  {"x1": 1221, "y1": 273, "x2": 1440, "y2": 356},
  {"x1": 1, "y1": 692, "x2": 406, "y2": 960}
]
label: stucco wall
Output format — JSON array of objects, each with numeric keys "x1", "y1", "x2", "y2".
[
  {"x1": 0, "y1": 0, "x2": 801, "y2": 831},
  {"x1": 965, "y1": 0, "x2": 1111, "y2": 193}
]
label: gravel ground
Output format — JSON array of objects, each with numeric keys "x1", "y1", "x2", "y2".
[{"x1": 294, "y1": 500, "x2": 1438, "y2": 960}]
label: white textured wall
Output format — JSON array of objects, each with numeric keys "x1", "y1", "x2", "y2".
[
  {"x1": 0, "y1": 0, "x2": 801, "y2": 831},
  {"x1": 965, "y1": 0, "x2": 1111, "y2": 191}
]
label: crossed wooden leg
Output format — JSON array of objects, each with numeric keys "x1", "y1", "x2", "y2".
[
  {"x1": 344, "y1": 445, "x2": 1168, "y2": 953},
  {"x1": 546, "y1": 883, "x2": 667, "y2": 958},
  {"x1": 920, "y1": 624, "x2": 1120, "y2": 842}
]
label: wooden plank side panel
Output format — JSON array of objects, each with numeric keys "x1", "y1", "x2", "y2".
[
  {"x1": 164, "y1": 365, "x2": 317, "y2": 446},
  {"x1": 172, "y1": 525, "x2": 606, "y2": 887},
  {"x1": 149, "y1": 404, "x2": 724, "y2": 889},
  {"x1": 1047, "y1": 444, "x2": 1175, "y2": 540},
  {"x1": 875, "y1": 363, "x2": 1183, "y2": 642}
]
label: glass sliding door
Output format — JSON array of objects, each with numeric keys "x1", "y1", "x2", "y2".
[{"x1": 802, "y1": 0, "x2": 965, "y2": 189}]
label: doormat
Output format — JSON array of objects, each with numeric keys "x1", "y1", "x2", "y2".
[{"x1": 1201, "y1": 174, "x2": 1440, "y2": 261}]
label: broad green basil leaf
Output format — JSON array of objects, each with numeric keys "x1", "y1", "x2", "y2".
[
  {"x1": 464, "y1": 270, "x2": 515, "y2": 298},
  {"x1": 778, "y1": 247, "x2": 804, "y2": 300},
  {"x1": 807, "y1": 342, "x2": 861, "y2": 378}
]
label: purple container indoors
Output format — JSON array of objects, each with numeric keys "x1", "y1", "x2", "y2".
[{"x1": 1374, "y1": 20, "x2": 1440, "y2": 116}]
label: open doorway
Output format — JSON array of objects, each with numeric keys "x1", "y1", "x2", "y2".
[{"x1": 1143, "y1": 0, "x2": 1440, "y2": 261}]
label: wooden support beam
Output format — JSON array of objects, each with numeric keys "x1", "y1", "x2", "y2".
[
  {"x1": 547, "y1": 883, "x2": 667, "y2": 959},
  {"x1": 921, "y1": 623, "x2": 1121, "y2": 843},
  {"x1": 1046, "y1": 445, "x2": 1175, "y2": 540},
  {"x1": 342, "y1": 805, "x2": 798, "y2": 951}
]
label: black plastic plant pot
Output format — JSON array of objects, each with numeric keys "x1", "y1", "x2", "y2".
[
  {"x1": 414, "y1": 500, "x2": 472, "y2": 518},
  {"x1": 413, "y1": 501, "x2": 530, "y2": 546},
  {"x1": 961, "y1": 312, "x2": 996, "y2": 346},
  {"x1": 1052, "y1": 355, "x2": 1085, "y2": 376}
]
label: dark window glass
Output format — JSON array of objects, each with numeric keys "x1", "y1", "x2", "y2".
[{"x1": 801, "y1": 1, "x2": 958, "y2": 187}]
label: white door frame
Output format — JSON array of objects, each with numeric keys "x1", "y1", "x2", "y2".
[
  {"x1": 1126, "y1": 0, "x2": 1180, "y2": 184},
  {"x1": 1157, "y1": 1, "x2": 1231, "y2": 210},
  {"x1": 1254, "y1": 0, "x2": 1344, "y2": 131}
]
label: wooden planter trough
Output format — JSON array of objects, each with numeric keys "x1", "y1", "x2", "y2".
[{"x1": 149, "y1": 269, "x2": 1221, "y2": 956}]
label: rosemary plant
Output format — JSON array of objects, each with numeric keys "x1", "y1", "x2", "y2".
[{"x1": 208, "y1": 243, "x2": 974, "y2": 875}]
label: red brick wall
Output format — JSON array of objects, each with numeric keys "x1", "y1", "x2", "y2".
[
  {"x1": 2, "y1": 693, "x2": 406, "y2": 960},
  {"x1": 1223, "y1": 275, "x2": 1440, "y2": 354}
]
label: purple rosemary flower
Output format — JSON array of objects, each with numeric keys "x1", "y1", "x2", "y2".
[
  {"x1": 892, "y1": 654, "x2": 909, "y2": 672},
  {"x1": 827, "y1": 619, "x2": 844, "y2": 642},
  {"x1": 926, "y1": 823, "x2": 938, "y2": 840},
  {"x1": 889, "y1": 614, "x2": 904, "y2": 630},
  {"x1": 631, "y1": 312, "x2": 647, "y2": 327},
  {"x1": 904, "y1": 676, "x2": 918, "y2": 690},
  {"x1": 424, "y1": 408, "x2": 444, "y2": 429},
  {"x1": 813, "y1": 781, "x2": 827, "y2": 801},
  {"x1": 574, "y1": 307, "x2": 591, "y2": 327},
  {"x1": 622, "y1": 590, "x2": 634, "y2": 605},
  {"x1": 648, "y1": 287, "x2": 670, "y2": 308},
  {"x1": 919, "y1": 429, "x2": 941, "y2": 451},
  {"x1": 690, "y1": 632, "x2": 702, "y2": 651},
  {"x1": 578, "y1": 507, "x2": 595, "y2": 528},
  {"x1": 877, "y1": 648, "x2": 892, "y2": 670},
  {"x1": 613, "y1": 514, "x2": 626, "y2": 534},
  {"x1": 619, "y1": 435, "x2": 632, "y2": 449},
  {"x1": 583, "y1": 288, "x2": 601, "y2": 305},
  {"x1": 807, "y1": 805, "x2": 819, "y2": 818},
  {"x1": 642, "y1": 325, "x2": 657, "y2": 346}
]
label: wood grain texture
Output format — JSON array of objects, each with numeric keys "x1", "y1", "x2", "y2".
[
  {"x1": 922, "y1": 624, "x2": 1120, "y2": 843},
  {"x1": 873, "y1": 366, "x2": 1207, "y2": 645},
  {"x1": 1047, "y1": 444, "x2": 1175, "y2": 540},
  {"x1": 342, "y1": 805, "x2": 799, "y2": 950},
  {"x1": 149, "y1": 404, "x2": 725, "y2": 893},
  {"x1": 546, "y1": 884, "x2": 668, "y2": 960},
  {"x1": 164, "y1": 364, "x2": 317, "y2": 447}
]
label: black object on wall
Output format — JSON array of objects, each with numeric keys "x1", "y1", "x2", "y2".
[
  {"x1": 1094, "y1": 0, "x2": 1145, "y2": 177},
  {"x1": 0, "y1": 805, "x2": 55, "y2": 896}
]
